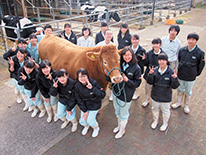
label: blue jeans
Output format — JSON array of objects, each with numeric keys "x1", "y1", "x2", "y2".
[
  {"x1": 177, "y1": 79, "x2": 195, "y2": 96},
  {"x1": 113, "y1": 95, "x2": 132, "y2": 121},
  {"x1": 42, "y1": 95, "x2": 57, "y2": 107},
  {"x1": 56, "y1": 102, "x2": 76, "y2": 121},
  {"x1": 79, "y1": 110, "x2": 98, "y2": 127},
  {"x1": 24, "y1": 89, "x2": 41, "y2": 106}
]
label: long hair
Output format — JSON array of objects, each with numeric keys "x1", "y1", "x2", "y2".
[
  {"x1": 39, "y1": 59, "x2": 52, "y2": 76},
  {"x1": 117, "y1": 23, "x2": 130, "y2": 40},
  {"x1": 120, "y1": 46, "x2": 137, "y2": 66}
]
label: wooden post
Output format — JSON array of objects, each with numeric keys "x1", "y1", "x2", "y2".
[
  {"x1": 193, "y1": 0, "x2": 196, "y2": 7},
  {"x1": 21, "y1": 0, "x2": 27, "y2": 17}
]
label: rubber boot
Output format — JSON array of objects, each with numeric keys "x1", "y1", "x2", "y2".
[
  {"x1": 109, "y1": 89, "x2": 113, "y2": 101},
  {"x1": 71, "y1": 118, "x2": 78, "y2": 132},
  {"x1": 28, "y1": 106, "x2": 33, "y2": 112},
  {"x1": 22, "y1": 95, "x2": 29, "y2": 111},
  {"x1": 31, "y1": 106, "x2": 39, "y2": 118},
  {"x1": 52, "y1": 104, "x2": 58, "y2": 122},
  {"x1": 82, "y1": 124, "x2": 90, "y2": 135},
  {"x1": 115, "y1": 119, "x2": 128, "y2": 139},
  {"x1": 15, "y1": 89, "x2": 22, "y2": 104},
  {"x1": 171, "y1": 92, "x2": 184, "y2": 109},
  {"x1": 160, "y1": 112, "x2": 170, "y2": 131},
  {"x1": 132, "y1": 89, "x2": 140, "y2": 100},
  {"x1": 46, "y1": 106, "x2": 53, "y2": 123},
  {"x1": 151, "y1": 111, "x2": 159, "y2": 129},
  {"x1": 142, "y1": 94, "x2": 149, "y2": 107},
  {"x1": 38, "y1": 103, "x2": 46, "y2": 118},
  {"x1": 184, "y1": 95, "x2": 191, "y2": 114},
  {"x1": 61, "y1": 116, "x2": 69, "y2": 129},
  {"x1": 92, "y1": 122, "x2": 100, "y2": 138},
  {"x1": 113, "y1": 116, "x2": 121, "y2": 133}
]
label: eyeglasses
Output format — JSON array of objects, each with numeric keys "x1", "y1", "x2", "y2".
[{"x1": 78, "y1": 75, "x2": 87, "y2": 78}]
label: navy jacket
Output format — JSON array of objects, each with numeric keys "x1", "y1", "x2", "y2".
[
  {"x1": 95, "y1": 30, "x2": 113, "y2": 44},
  {"x1": 59, "y1": 30, "x2": 77, "y2": 45},
  {"x1": 178, "y1": 45, "x2": 205, "y2": 81},
  {"x1": 147, "y1": 66, "x2": 180, "y2": 102},
  {"x1": 117, "y1": 30, "x2": 132, "y2": 50},
  {"x1": 106, "y1": 63, "x2": 141, "y2": 102},
  {"x1": 18, "y1": 67, "x2": 39, "y2": 98},
  {"x1": 131, "y1": 45, "x2": 146, "y2": 74},
  {"x1": 36, "y1": 69, "x2": 57, "y2": 98},
  {"x1": 143, "y1": 49, "x2": 165, "y2": 80},
  {"x1": 50, "y1": 77, "x2": 76, "y2": 111},
  {"x1": 75, "y1": 78, "x2": 106, "y2": 112}
]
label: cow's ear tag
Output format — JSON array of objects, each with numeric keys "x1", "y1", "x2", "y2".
[{"x1": 91, "y1": 54, "x2": 95, "y2": 59}]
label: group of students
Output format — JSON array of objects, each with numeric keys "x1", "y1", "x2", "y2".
[{"x1": 3, "y1": 22, "x2": 205, "y2": 139}]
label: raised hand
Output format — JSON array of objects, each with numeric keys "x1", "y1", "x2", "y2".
[
  {"x1": 122, "y1": 74, "x2": 128, "y2": 82},
  {"x1": 149, "y1": 66, "x2": 154, "y2": 74},
  {"x1": 53, "y1": 79, "x2": 58, "y2": 88},
  {"x1": 140, "y1": 53, "x2": 146, "y2": 60},
  {"x1": 8, "y1": 57, "x2": 14, "y2": 66},
  {"x1": 47, "y1": 73, "x2": 53, "y2": 80},
  {"x1": 171, "y1": 70, "x2": 177, "y2": 78},
  {"x1": 61, "y1": 34, "x2": 65, "y2": 39},
  {"x1": 86, "y1": 79, "x2": 92, "y2": 89},
  {"x1": 12, "y1": 43, "x2": 16, "y2": 51},
  {"x1": 20, "y1": 72, "x2": 27, "y2": 80}
]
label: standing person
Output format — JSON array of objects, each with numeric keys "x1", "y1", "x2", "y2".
[
  {"x1": 171, "y1": 33, "x2": 205, "y2": 113},
  {"x1": 36, "y1": 24, "x2": 53, "y2": 43},
  {"x1": 142, "y1": 38, "x2": 165, "y2": 107},
  {"x1": 147, "y1": 53, "x2": 180, "y2": 131},
  {"x1": 36, "y1": 60, "x2": 58, "y2": 123},
  {"x1": 18, "y1": 59, "x2": 46, "y2": 118},
  {"x1": 161, "y1": 25, "x2": 181, "y2": 70},
  {"x1": 50, "y1": 69, "x2": 78, "y2": 131},
  {"x1": 105, "y1": 47, "x2": 141, "y2": 139},
  {"x1": 117, "y1": 23, "x2": 131, "y2": 50},
  {"x1": 26, "y1": 34, "x2": 39, "y2": 64},
  {"x1": 77, "y1": 27, "x2": 95, "y2": 47},
  {"x1": 75, "y1": 68, "x2": 106, "y2": 138},
  {"x1": 59, "y1": 23, "x2": 77, "y2": 44},
  {"x1": 95, "y1": 22, "x2": 113, "y2": 44},
  {"x1": 8, "y1": 48, "x2": 29, "y2": 109},
  {"x1": 3, "y1": 38, "x2": 28, "y2": 61},
  {"x1": 130, "y1": 34, "x2": 146, "y2": 99}
]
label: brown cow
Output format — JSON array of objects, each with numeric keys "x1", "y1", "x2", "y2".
[{"x1": 38, "y1": 34, "x2": 123, "y2": 90}]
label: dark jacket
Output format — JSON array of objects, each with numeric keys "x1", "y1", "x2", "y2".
[
  {"x1": 131, "y1": 45, "x2": 146, "y2": 74},
  {"x1": 143, "y1": 49, "x2": 165, "y2": 80},
  {"x1": 147, "y1": 66, "x2": 180, "y2": 102},
  {"x1": 117, "y1": 30, "x2": 132, "y2": 50},
  {"x1": 18, "y1": 67, "x2": 39, "y2": 98},
  {"x1": 3, "y1": 46, "x2": 31, "y2": 61},
  {"x1": 178, "y1": 45, "x2": 205, "y2": 81},
  {"x1": 106, "y1": 63, "x2": 141, "y2": 102},
  {"x1": 8, "y1": 55, "x2": 28, "y2": 80},
  {"x1": 50, "y1": 77, "x2": 76, "y2": 111},
  {"x1": 75, "y1": 78, "x2": 106, "y2": 112},
  {"x1": 36, "y1": 69, "x2": 57, "y2": 98},
  {"x1": 95, "y1": 30, "x2": 114, "y2": 44},
  {"x1": 59, "y1": 30, "x2": 77, "y2": 44}
]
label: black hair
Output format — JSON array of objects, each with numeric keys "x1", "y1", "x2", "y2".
[
  {"x1": 121, "y1": 23, "x2": 128, "y2": 29},
  {"x1": 56, "y1": 68, "x2": 68, "y2": 77},
  {"x1": 132, "y1": 34, "x2": 139, "y2": 40},
  {"x1": 120, "y1": 46, "x2": 137, "y2": 66},
  {"x1": 158, "y1": 53, "x2": 170, "y2": 65},
  {"x1": 39, "y1": 59, "x2": 51, "y2": 69},
  {"x1": 117, "y1": 23, "x2": 130, "y2": 40},
  {"x1": 18, "y1": 48, "x2": 27, "y2": 54},
  {"x1": 64, "y1": 23, "x2": 71, "y2": 28},
  {"x1": 187, "y1": 33, "x2": 199, "y2": 41},
  {"x1": 101, "y1": 22, "x2": 108, "y2": 27},
  {"x1": 18, "y1": 38, "x2": 27, "y2": 44},
  {"x1": 169, "y1": 25, "x2": 180, "y2": 35},
  {"x1": 44, "y1": 24, "x2": 53, "y2": 31},
  {"x1": 29, "y1": 34, "x2": 37, "y2": 39},
  {"x1": 24, "y1": 59, "x2": 35, "y2": 68},
  {"x1": 76, "y1": 68, "x2": 89, "y2": 79},
  {"x1": 152, "y1": 38, "x2": 162, "y2": 44},
  {"x1": 82, "y1": 27, "x2": 91, "y2": 36}
]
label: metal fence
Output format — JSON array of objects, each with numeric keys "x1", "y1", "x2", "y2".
[{"x1": 0, "y1": 0, "x2": 192, "y2": 54}]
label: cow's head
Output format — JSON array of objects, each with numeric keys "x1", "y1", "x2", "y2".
[
  {"x1": 86, "y1": 44, "x2": 123, "y2": 83},
  {"x1": 111, "y1": 11, "x2": 121, "y2": 22}
]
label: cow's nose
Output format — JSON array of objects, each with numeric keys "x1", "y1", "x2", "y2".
[{"x1": 112, "y1": 76, "x2": 123, "y2": 83}]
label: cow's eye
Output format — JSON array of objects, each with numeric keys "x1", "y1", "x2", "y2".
[{"x1": 104, "y1": 61, "x2": 107, "y2": 65}]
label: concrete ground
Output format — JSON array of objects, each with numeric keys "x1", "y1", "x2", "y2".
[{"x1": 0, "y1": 6, "x2": 206, "y2": 155}]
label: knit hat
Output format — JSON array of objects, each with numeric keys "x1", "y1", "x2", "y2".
[{"x1": 158, "y1": 53, "x2": 168, "y2": 61}]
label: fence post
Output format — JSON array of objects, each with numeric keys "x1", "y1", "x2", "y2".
[
  {"x1": 37, "y1": 8, "x2": 41, "y2": 23},
  {"x1": 126, "y1": 8, "x2": 129, "y2": 24},
  {"x1": 174, "y1": 0, "x2": 177, "y2": 17},
  {"x1": 150, "y1": 0, "x2": 155, "y2": 25},
  {"x1": 16, "y1": 28, "x2": 21, "y2": 40},
  {"x1": 140, "y1": 5, "x2": 143, "y2": 29},
  {"x1": 106, "y1": 11, "x2": 109, "y2": 24},
  {"x1": 0, "y1": 27, "x2": 7, "y2": 53},
  {"x1": 159, "y1": 0, "x2": 162, "y2": 22},
  {"x1": 167, "y1": 0, "x2": 171, "y2": 19}
]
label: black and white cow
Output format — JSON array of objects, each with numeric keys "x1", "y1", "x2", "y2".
[
  {"x1": 81, "y1": 4, "x2": 121, "y2": 23},
  {"x1": 1, "y1": 16, "x2": 36, "y2": 42}
]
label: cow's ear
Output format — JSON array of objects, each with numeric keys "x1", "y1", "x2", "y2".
[
  {"x1": 86, "y1": 52, "x2": 100, "y2": 61},
  {"x1": 118, "y1": 49, "x2": 123, "y2": 55}
]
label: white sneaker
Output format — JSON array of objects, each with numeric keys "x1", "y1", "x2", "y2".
[
  {"x1": 82, "y1": 125, "x2": 90, "y2": 135},
  {"x1": 16, "y1": 96, "x2": 22, "y2": 104},
  {"x1": 142, "y1": 101, "x2": 149, "y2": 107},
  {"x1": 151, "y1": 121, "x2": 158, "y2": 129}
]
